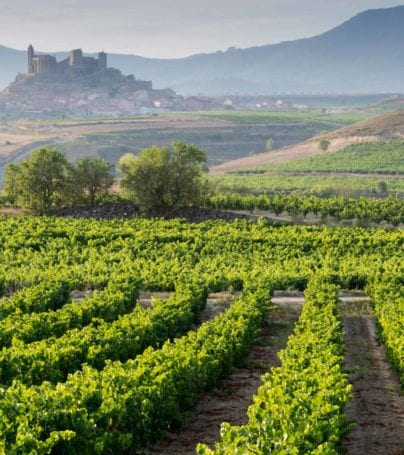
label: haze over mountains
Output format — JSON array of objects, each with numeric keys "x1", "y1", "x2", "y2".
[{"x1": 1, "y1": 5, "x2": 404, "y2": 95}]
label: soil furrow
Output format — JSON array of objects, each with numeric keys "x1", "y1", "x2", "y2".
[
  {"x1": 341, "y1": 300, "x2": 404, "y2": 455},
  {"x1": 142, "y1": 295, "x2": 302, "y2": 455}
]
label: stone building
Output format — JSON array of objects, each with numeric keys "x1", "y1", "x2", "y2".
[
  {"x1": 27, "y1": 45, "x2": 107, "y2": 76},
  {"x1": 0, "y1": 44, "x2": 174, "y2": 117}
]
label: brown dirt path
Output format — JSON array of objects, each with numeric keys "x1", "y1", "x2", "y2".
[
  {"x1": 341, "y1": 299, "x2": 404, "y2": 455},
  {"x1": 141, "y1": 291, "x2": 302, "y2": 455}
]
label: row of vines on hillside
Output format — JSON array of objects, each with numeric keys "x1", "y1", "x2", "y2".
[
  {"x1": 0, "y1": 215, "x2": 402, "y2": 453},
  {"x1": 0, "y1": 279, "x2": 272, "y2": 453},
  {"x1": 367, "y1": 276, "x2": 404, "y2": 385},
  {"x1": 0, "y1": 283, "x2": 208, "y2": 385},
  {"x1": 198, "y1": 279, "x2": 351, "y2": 454},
  {"x1": 207, "y1": 193, "x2": 404, "y2": 224}
]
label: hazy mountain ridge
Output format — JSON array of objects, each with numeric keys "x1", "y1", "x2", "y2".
[{"x1": 1, "y1": 5, "x2": 404, "y2": 94}]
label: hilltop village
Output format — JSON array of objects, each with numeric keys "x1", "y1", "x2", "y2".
[
  {"x1": 0, "y1": 46, "x2": 359, "y2": 119},
  {"x1": 0, "y1": 45, "x2": 183, "y2": 117}
]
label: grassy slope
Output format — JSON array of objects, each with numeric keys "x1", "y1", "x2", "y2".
[
  {"x1": 322, "y1": 110, "x2": 404, "y2": 141},
  {"x1": 210, "y1": 114, "x2": 404, "y2": 196},
  {"x1": 255, "y1": 141, "x2": 404, "y2": 174},
  {"x1": 209, "y1": 110, "x2": 404, "y2": 174}
]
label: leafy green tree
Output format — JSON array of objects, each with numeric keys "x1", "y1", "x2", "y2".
[
  {"x1": 4, "y1": 148, "x2": 71, "y2": 213},
  {"x1": 119, "y1": 142, "x2": 207, "y2": 214},
  {"x1": 70, "y1": 158, "x2": 114, "y2": 206},
  {"x1": 319, "y1": 139, "x2": 330, "y2": 153}
]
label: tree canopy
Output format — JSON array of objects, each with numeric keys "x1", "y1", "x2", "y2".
[
  {"x1": 319, "y1": 139, "x2": 330, "y2": 153},
  {"x1": 4, "y1": 148, "x2": 71, "y2": 213},
  {"x1": 70, "y1": 158, "x2": 114, "y2": 206},
  {"x1": 4, "y1": 148, "x2": 114, "y2": 213},
  {"x1": 119, "y1": 142, "x2": 207, "y2": 214}
]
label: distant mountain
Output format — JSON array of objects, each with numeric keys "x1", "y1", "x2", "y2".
[
  {"x1": 1, "y1": 5, "x2": 404, "y2": 94},
  {"x1": 0, "y1": 45, "x2": 26, "y2": 91}
]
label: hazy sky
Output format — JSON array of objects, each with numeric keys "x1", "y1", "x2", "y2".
[{"x1": 1, "y1": 0, "x2": 403, "y2": 58}]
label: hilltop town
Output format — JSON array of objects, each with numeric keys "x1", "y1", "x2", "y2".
[
  {"x1": 1, "y1": 45, "x2": 361, "y2": 119},
  {"x1": 0, "y1": 46, "x2": 182, "y2": 117}
]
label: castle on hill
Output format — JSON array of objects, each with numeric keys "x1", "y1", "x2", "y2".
[
  {"x1": 0, "y1": 45, "x2": 185, "y2": 118},
  {"x1": 27, "y1": 45, "x2": 107, "y2": 76}
]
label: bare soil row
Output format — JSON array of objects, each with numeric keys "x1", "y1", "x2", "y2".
[{"x1": 142, "y1": 292, "x2": 404, "y2": 454}]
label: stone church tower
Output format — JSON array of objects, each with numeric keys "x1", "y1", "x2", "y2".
[
  {"x1": 28, "y1": 44, "x2": 34, "y2": 74},
  {"x1": 98, "y1": 51, "x2": 107, "y2": 70}
]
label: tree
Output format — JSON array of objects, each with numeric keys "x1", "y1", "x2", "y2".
[
  {"x1": 4, "y1": 147, "x2": 71, "y2": 213},
  {"x1": 70, "y1": 158, "x2": 114, "y2": 206},
  {"x1": 119, "y1": 142, "x2": 207, "y2": 214},
  {"x1": 319, "y1": 139, "x2": 330, "y2": 153}
]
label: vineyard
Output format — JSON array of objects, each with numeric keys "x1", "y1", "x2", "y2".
[
  {"x1": 252, "y1": 141, "x2": 404, "y2": 174},
  {"x1": 0, "y1": 215, "x2": 402, "y2": 454},
  {"x1": 207, "y1": 193, "x2": 404, "y2": 225},
  {"x1": 210, "y1": 173, "x2": 404, "y2": 197},
  {"x1": 210, "y1": 140, "x2": 404, "y2": 197}
]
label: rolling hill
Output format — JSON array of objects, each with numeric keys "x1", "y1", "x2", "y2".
[
  {"x1": 209, "y1": 110, "x2": 404, "y2": 174},
  {"x1": 1, "y1": 5, "x2": 404, "y2": 94}
]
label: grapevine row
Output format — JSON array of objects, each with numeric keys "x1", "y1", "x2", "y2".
[
  {"x1": 0, "y1": 283, "x2": 207, "y2": 385},
  {"x1": 0, "y1": 217, "x2": 401, "y2": 296},
  {"x1": 207, "y1": 193, "x2": 404, "y2": 224},
  {"x1": 0, "y1": 279, "x2": 71, "y2": 320},
  {"x1": 0, "y1": 276, "x2": 140, "y2": 349},
  {"x1": 367, "y1": 276, "x2": 404, "y2": 385},
  {"x1": 198, "y1": 279, "x2": 352, "y2": 454},
  {"x1": 0, "y1": 279, "x2": 272, "y2": 454}
]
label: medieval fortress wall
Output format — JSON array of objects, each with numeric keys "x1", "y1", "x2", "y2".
[{"x1": 27, "y1": 45, "x2": 107, "y2": 77}]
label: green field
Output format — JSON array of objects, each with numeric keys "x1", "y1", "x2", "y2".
[
  {"x1": 252, "y1": 141, "x2": 404, "y2": 174},
  {"x1": 45, "y1": 110, "x2": 374, "y2": 126},
  {"x1": 201, "y1": 110, "x2": 374, "y2": 125},
  {"x1": 211, "y1": 173, "x2": 404, "y2": 196},
  {"x1": 217, "y1": 140, "x2": 404, "y2": 196}
]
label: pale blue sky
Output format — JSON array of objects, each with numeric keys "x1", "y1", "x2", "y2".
[{"x1": 0, "y1": 0, "x2": 403, "y2": 57}]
